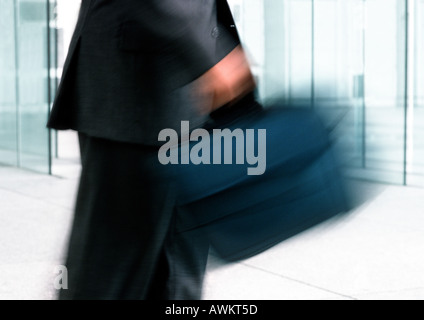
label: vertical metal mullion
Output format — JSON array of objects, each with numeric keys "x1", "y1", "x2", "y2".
[
  {"x1": 54, "y1": 0, "x2": 59, "y2": 160},
  {"x1": 47, "y1": 0, "x2": 52, "y2": 175},
  {"x1": 287, "y1": 0, "x2": 293, "y2": 105},
  {"x1": 311, "y1": 0, "x2": 315, "y2": 108},
  {"x1": 13, "y1": 0, "x2": 21, "y2": 168},
  {"x1": 403, "y1": 0, "x2": 409, "y2": 186},
  {"x1": 361, "y1": 0, "x2": 367, "y2": 169}
]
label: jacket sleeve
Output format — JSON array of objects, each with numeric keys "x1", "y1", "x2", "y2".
[{"x1": 118, "y1": 0, "x2": 239, "y2": 85}]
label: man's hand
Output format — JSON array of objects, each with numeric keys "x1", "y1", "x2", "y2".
[{"x1": 195, "y1": 45, "x2": 256, "y2": 114}]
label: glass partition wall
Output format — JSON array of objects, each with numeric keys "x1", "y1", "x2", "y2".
[
  {"x1": 0, "y1": 0, "x2": 18, "y2": 167},
  {"x1": 0, "y1": 0, "x2": 57, "y2": 174},
  {"x1": 1, "y1": 0, "x2": 423, "y2": 187},
  {"x1": 229, "y1": 0, "x2": 423, "y2": 187},
  {"x1": 411, "y1": 0, "x2": 424, "y2": 186}
]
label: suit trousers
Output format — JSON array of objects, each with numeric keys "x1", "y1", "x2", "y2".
[{"x1": 58, "y1": 133, "x2": 209, "y2": 300}]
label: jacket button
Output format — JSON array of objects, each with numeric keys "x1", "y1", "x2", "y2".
[{"x1": 211, "y1": 27, "x2": 220, "y2": 39}]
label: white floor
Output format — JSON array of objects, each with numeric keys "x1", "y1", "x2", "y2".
[
  {"x1": 203, "y1": 182, "x2": 424, "y2": 300},
  {"x1": 1, "y1": 133, "x2": 424, "y2": 300}
]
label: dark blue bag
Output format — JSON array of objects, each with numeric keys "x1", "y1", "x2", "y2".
[{"x1": 172, "y1": 100, "x2": 351, "y2": 261}]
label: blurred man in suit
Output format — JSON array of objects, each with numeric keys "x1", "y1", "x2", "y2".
[{"x1": 48, "y1": 0, "x2": 255, "y2": 300}]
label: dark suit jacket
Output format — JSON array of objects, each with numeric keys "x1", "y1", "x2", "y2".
[{"x1": 48, "y1": 0, "x2": 241, "y2": 146}]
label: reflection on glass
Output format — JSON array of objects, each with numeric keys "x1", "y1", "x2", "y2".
[
  {"x1": 0, "y1": 0, "x2": 18, "y2": 166},
  {"x1": 18, "y1": 0, "x2": 50, "y2": 173},
  {"x1": 0, "y1": 0, "x2": 55, "y2": 174},
  {"x1": 1, "y1": 0, "x2": 423, "y2": 184},
  {"x1": 362, "y1": 0, "x2": 406, "y2": 184},
  {"x1": 229, "y1": 0, "x2": 413, "y2": 185},
  {"x1": 411, "y1": 0, "x2": 424, "y2": 186}
]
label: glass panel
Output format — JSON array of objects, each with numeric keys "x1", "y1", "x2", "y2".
[
  {"x1": 51, "y1": 0, "x2": 80, "y2": 165},
  {"x1": 17, "y1": 0, "x2": 51, "y2": 173},
  {"x1": 228, "y1": 0, "x2": 266, "y2": 98},
  {"x1": 361, "y1": 0, "x2": 406, "y2": 184},
  {"x1": 230, "y1": 0, "x2": 313, "y2": 104},
  {"x1": 229, "y1": 0, "x2": 409, "y2": 185},
  {"x1": 314, "y1": 0, "x2": 356, "y2": 103},
  {"x1": 411, "y1": 0, "x2": 424, "y2": 186},
  {"x1": 0, "y1": 0, "x2": 18, "y2": 166},
  {"x1": 313, "y1": 0, "x2": 366, "y2": 171},
  {"x1": 0, "y1": 0, "x2": 54, "y2": 173},
  {"x1": 283, "y1": 0, "x2": 313, "y2": 105}
]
